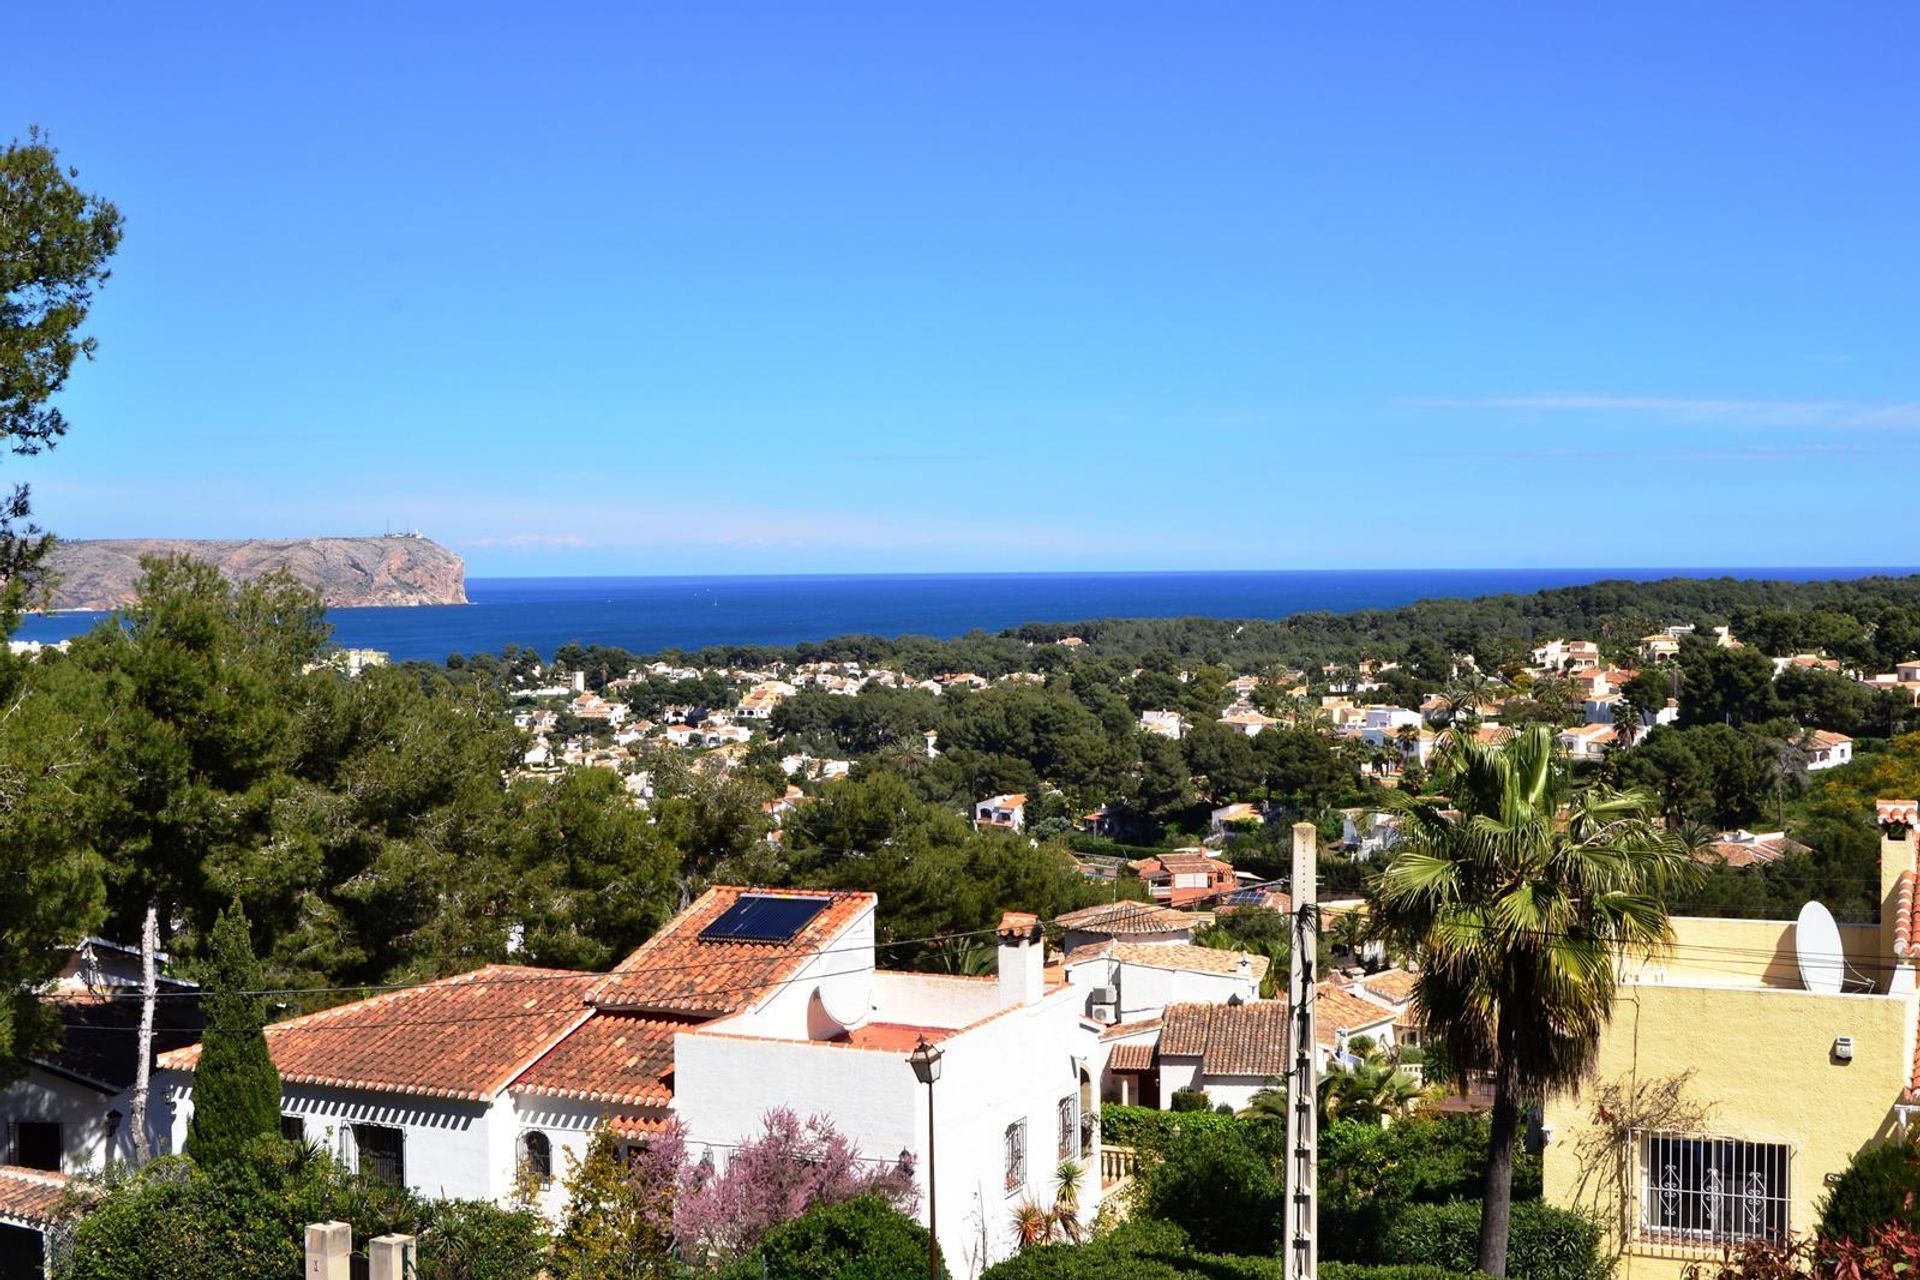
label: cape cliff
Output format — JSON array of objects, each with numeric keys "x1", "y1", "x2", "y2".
[{"x1": 44, "y1": 536, "x2": 469, "y2": 610}]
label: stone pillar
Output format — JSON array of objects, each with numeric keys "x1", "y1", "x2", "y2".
[
  {"x1": 304, "y1": 1221, "x2": 352, "y2": 1280},
  {"x1": 369, "y1": 1234, "x2": 417, "y2": 1280}
]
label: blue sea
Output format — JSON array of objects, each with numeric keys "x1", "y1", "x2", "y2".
[{"x1": 13, "y1": 568, "x2": 1914, "y2": 663}]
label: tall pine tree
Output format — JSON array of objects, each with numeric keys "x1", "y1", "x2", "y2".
[{"x1": 184, "y1": 902, "x2": 281, "y2": 1165}]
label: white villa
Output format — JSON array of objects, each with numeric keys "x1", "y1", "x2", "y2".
[
  {"x1": 159, "y1": 889, "x2": 1102, "y2": 1276},
  {"x1": 973, "y1": 794, "x2": 1027, "y2": 833}
]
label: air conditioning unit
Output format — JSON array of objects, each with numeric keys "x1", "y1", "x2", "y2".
[
  {"x1": 1091, "y1": 1003, "x2": 1118, "y2": 1025},
  {"x1": 1090, "y1": 986, "x2": 1117, "y2": 1005}
]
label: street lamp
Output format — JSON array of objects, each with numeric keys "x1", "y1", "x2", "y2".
[{"x1": 907, "y1": 1036, "x2": 944, "y2": 1280}]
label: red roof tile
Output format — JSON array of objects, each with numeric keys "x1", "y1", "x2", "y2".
[
  {"x1": 1159, "y1": 1002, "x2": 1288, "y2": 1077},
  {"x1": 159, "y1": 965, "x2": 599, "y2": 1101},
  {"x1": 513, "y1": 1012, "x2": 687, "y2": 1107},
  {"x1": 589, "y1": 887, "x2": 874, "y2": 1015},
  {"x1": 1107, "y1": 1042, "x2": 1155, "y2": 1072},
  {"x1": 0, "y1": 1166, "x2": 72, "y2": 1228}
]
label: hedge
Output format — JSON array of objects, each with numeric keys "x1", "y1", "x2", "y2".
[
  {"x1": 1381, "y1": 1200, "x2": 1603, "y2": 1280},
  {"x1": 1099, "y1": 1103, "x2": 1240, "y2": 1150},
  {"x1": 980, "y1": 1224, "x2": 1497, "y2": 1280}
]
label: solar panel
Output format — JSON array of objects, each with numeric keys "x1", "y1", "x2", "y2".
[{"x1": 699, "y1": 894, "x2": 833, "y2": 944}]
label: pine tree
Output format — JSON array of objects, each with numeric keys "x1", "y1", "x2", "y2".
[{"x1": 184, "y1": 902, "x2": 281, "y2": 1166}]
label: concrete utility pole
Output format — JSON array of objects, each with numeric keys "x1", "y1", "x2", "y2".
[{"x1": 1284, "y1": 821, "x2": 1319, "y2": 1280}]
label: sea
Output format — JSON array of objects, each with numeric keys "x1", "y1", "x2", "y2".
[{"x1": 12, "y1": 568, "x2": 1913, "y2": 664}]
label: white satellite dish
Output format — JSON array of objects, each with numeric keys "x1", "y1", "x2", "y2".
[{"x1": 1795, "y1": 900, "x2": 1846, "y2": 995}]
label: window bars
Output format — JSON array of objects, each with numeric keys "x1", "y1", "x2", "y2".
[
  {"x1": 1057, "y1": 1097, "x2": 1077, "y2": 1162},
  {"x1": 1635, "y1": 1131, "x2": 1790, "y2": 1247},
  {"x1": 1004, "y1": 1120, "x2": 1027, "y2": 1193}
]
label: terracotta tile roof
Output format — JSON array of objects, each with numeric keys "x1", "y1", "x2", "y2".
[
  {"x1": 589, "y1": 886, "x2": 874, "y2": 1015},
  {"x1": 835, "y1": 1022, "x2": 955, "y2": 1053},
  {"x1": 1898, "y1": 870, "x2": 1918, "y2": 960},
  {"x1": 158, "y1": 965, "x2": 599, "y2": 1101},
  {"x1": 0, "y1": 1166, "x2": 72, "y2": 1228},
  {"x1": 607, "y1": 1113, "x2": 675, "y2": 1140},
  {"x1": 1357, "y1": 968, "x2": 1421, "y2": 1005},
  {"x1": 1107, "y1": 1042, "x2": 1156, "y2": 1072},
  {"x1": 1076, "y1": 941, "x2": 1269, "y2": 981},
  {"x1": 512, "y1": 1012, "x2": 687, "y2": 1107},
  {"x1": 1159, "y1": 1002, "x2": 1288, "y2": 1077},
  {"x1": 1801, "y1": 729, "x2": 1852, "y2": 749},
  {"x1": 1306, "y1": 983, "x2": 1400, "y2": 1049},
  {"x1": 1099, "y1": 1016, "x2": 1162, "y2": 1042},
  {"x1": 1054, "y1": 902, "x2": 1195, "y2": 935}
]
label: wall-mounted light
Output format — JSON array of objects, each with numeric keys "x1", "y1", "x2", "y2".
[{"x1": 1833, "y1": 1036, "x2": 1855, "y2": 1062}]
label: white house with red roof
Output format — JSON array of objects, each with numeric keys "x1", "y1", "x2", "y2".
[{"x1": 160, "y1": 889, "x2": 1102, "y2": 1276}]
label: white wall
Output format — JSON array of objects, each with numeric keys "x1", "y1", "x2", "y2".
[
  {"x1": 165, "y1": 1075, "x2": 500, "y2": 1203},
  {"x1": 1068, "y1": 955, "x2": 1259, "y2": 1024},
  {"x1": 674, "y1": 985, "x2": 1099, "y2": 1280},
  {"x1": 0, "y1": 1071, "x2": 152, "y2": 1173}
]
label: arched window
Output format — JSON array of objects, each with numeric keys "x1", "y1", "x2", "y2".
[{"x1": 519, "y1": 1130, "x2": 552, "y2": 1182}]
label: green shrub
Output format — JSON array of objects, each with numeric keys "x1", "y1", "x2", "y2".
[
  {"x1": 980, "y1": 1220, "x2": 1282, "y2": 1280},
  {"x1": 59, "y1": 1143, "x2": 424, "y2": 1280},
  {"x1": 1818, "y1": 1136, "x2": 1920, "y2": 1243},
  {"x1": 1381, "y1": 1200, "x2": 1602, "y2": 1280},
  {"x1": 1134, "y1": 1126, "x2": 1283, "y2": 1256},
  {"x1": 719, "y1": 1195, "x2": 944, "y2": 1280},
  {"x1": 1170, "y1": 1090, "x2": 1211, "y2": 1113},
  {"x1": 1323, "y1": 1265, "x2": 1491, "y2": 1280},
  {"x1": 417, "y1": 1200, "x2": 549, "y2": 1280}
]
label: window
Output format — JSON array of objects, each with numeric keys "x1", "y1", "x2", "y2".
[
  {"x1": 11, "y1": 1122, "x2": 60, "y2": 1172},
  {"x1": 354, "y1": 1123, "x2": 406, "y2": 1187},
  {"x1": 280, "y1": 1115, "x2": 306, "y2": 1143},
  {"x1": 1057, "y1": 1097, "x2": 1077, "y2": 1162},
  {"x1": 1637, "y1": 1132, "x2": 1789, "y2": 1246},
  {"x1": 1004, "y1": 1120, "x2": 1027, "y2": 1193},
  {"x1": 520, "y1": 1130, "x2": 553, "y2": 1182}
]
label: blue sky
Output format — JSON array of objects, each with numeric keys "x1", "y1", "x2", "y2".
[{"x1": 8, "y1": 4, "x2": 1918, "y2": 575}]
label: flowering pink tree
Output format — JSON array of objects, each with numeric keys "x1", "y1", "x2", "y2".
[{"x1": 671, "y1": 1107, "x2": 919, "y2": 1262}]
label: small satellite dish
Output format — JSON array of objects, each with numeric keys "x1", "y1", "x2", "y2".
[{"x1": 1795, "y1": 900, "x2": 1846, "y2": 995}]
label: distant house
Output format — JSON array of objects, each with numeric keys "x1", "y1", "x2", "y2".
[
  {"x1": 1217, "y1": 706, "x2": 1281, "y2": 737},
  {"x1": 1128, "y1": 851, "x2": 1239, "y2": 907},
  {"x1": 1699, "y1": 829, "x2": 1812, "y2": 868},
  {"x1": 974, "y1": 794, "x2": 1028, "y2": 833},
  {"x1": 1150, "y1": 1002, "x2": 1289, "y2": 1110},
  {"x1": 1340, "y1": 809, "x2": 1400, "y2": 859},
  {"x1": 1209, "y1": 802, "x2": 1264, "y2": 838},
  {"x1": 1801, "y1": 729, "x2": 1854, "y2": 771},
  {"x1": 1557, "y1": 723, "x2": 1617, "y2": 761},
  {"x1": 1638, "y1": 634, "x2": 1682, "y2": 663},
  {"x1": 1067, "y1": 941, "x2": 1265, "y2": 1029},
  {"x1": 1139, "y1": 710, "x2": 1188, "y2": 740},
  {"x1": 1532, "y1": 639, "x2": 1601, "y2": 672},
  {"x1": 1054, "y1": 901, "x2": 1197, "y2": 954}
]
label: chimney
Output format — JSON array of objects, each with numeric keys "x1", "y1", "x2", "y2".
[
  {"x1": 1236, "y1": 952, "x2": 1255, "y2": 987},
  {"x1": 996, "y1": 911, "x2": 1044, "y2": 1008},
  {"x1": 1878, "y1": 800, "x2": 1917, "y2": 994}
]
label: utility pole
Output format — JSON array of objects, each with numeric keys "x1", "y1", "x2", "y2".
[{"x1": 1284, "y1": 821, "x2": 1319, "y2": 1280}]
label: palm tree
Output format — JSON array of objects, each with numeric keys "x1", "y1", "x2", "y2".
[
  {"x1": 1328, "y1": 906, "x2": 1371, "y2": 960},
  {"x1": 1317, "y1": 1048, "x2": 1426, "y2": 1126},
  {"x1": 1371, "y1": 725, "x2": 1696, "y2": 1277},
  {"x1": 1238, "y1": 1082, "x2": 1289, "y2": 1127}
]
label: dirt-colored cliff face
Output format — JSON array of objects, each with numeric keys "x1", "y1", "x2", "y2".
[{"x1": 43, "y1": 537, "x2": 469, "y2": 610}]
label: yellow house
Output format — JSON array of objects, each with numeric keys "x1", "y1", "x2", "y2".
[{"x1": 1543, "y1": 799, "x2": 1920, "y2": 1279}]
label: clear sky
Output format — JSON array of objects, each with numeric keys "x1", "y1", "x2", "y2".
[{"x1": 7, "y1": 5, "x2": 1917, "y2": 576}]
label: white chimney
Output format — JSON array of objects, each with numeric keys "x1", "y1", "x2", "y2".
[
  {"x1": 1237, "y1": 953, "x2": 1254, "y2": 986},
  {"x1": 997, "y1": 912, "x2": 1044, "y2": 1008}
]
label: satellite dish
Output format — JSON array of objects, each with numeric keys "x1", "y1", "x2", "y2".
[{"x1": 1795, "y1": 901, "x2": 1846, "y2": 995}]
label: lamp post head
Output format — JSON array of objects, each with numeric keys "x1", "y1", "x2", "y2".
[{"x1": 907, "y1": 1035, "x2": 943, "y2": 1085}]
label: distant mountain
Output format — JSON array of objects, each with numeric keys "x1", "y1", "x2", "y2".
[{"x1": 43, "y1": 536, "x2": 469, "y2": 610}]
